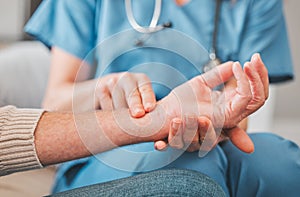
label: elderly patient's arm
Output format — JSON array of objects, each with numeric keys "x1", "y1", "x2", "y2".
[{"x1": 34, "y1": 106, "x2": 170, "y2": 166}]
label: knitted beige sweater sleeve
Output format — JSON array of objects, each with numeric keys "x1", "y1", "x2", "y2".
[{"x1": 0, "y1": 106, "x2": 44, "y2": 176}]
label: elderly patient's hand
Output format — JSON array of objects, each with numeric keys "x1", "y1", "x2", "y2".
[{"x1": 156, "y1": 53, "x2": 268, "y2": 154}]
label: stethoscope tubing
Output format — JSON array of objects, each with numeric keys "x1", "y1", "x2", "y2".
[
  {"x1": 125, "y1": 0, "x2": 222, "y2": 71},
  {"x1": 125, "y1": 0, "x2": 165, "y2": 33}
]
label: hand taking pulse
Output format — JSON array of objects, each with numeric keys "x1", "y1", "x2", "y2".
[
  {"x1": 95, "y1": 72, "x2": 156, "y2": 117},
  {"x1": 155, "y1": 53, "x2": 269, "y2": 154},
  {"x1": 98, "y1": 53, "x2": 268, "y2": 155}
]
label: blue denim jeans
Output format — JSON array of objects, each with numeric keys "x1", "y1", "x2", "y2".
[{"x1": 50, "y1": 169, "x2": 225, "y2": 197}]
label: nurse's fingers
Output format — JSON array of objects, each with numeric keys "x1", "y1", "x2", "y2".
[
  {"x1": 120, "y1": 73, "x2": 155, "y2": 118},
  {"x1": 154, "y1": 140, "x2": 168, "y2": 151},
  {"x1": 183, "y1": 115, "x2": 200, "y2": 152},
  {"x1": 107, "y1": 77, "x2": 128, "y2": 110},
  {"x1": 155, "y1": 118, "x2": 184, "y2": 151},
  {"x1": 97, "y1": 87, "x2": 113, "y2": 110},
  {"x1": 95, "y1": 79, "x2": 114, "y2": 110},
  {"x1": 137, "y1": 74, "x2": 156, "y2": 113},
  {"x1": 168, "y1": 118, "x2": 184, "y2": 149},
  {"x1": 198, "y1": 117, "x2": 218, "y2": 157},
  {"x1": 119, "y1": 73, "x2": 145, "y2": 118},
  {"x1": 225, "y1": 127, "x2": 254, "y2": 154}
]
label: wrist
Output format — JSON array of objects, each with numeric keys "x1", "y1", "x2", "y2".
[
  {"x1": 99, "y1": 107, "x2": 170, "y2": 146},
  {"x1": 149, "y1": 102, "x2": 172, "y2": 141},
  {"x1": 157, "y1": 92, "x2": 180, "y2": 120}
]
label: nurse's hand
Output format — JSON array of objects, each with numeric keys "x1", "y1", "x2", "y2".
[
  {"x1": 154, "y1": 115, "x2": 221, "y2": 153},
  {"x1": 95, "y1": 72, "x2": 156, "y2": 117},
  {"x1": 155, "y1": 115, "x2": 253, "y2": 154}
]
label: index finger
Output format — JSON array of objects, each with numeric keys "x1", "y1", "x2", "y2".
[
  {"x1": 200, "y1": 61, "x2": 234, "y2": 89},
  {"x1": 137, "y1": 74, "x2": 156, "y2": 112},
  {"x1": 119, "y1": 73, "x2": 145, "y2": 118}
]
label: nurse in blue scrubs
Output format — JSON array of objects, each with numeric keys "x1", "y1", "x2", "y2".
[{"x1": 25, "y1": 0, "x2": 299, "y2": 196}]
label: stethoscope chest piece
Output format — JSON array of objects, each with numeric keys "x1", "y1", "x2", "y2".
[
  {"x1": 203, "y1": 51, "x2": 221, "y2": 73},
  {"x1": 203, "y1": 58, "x2": 221, "y2": 73}
]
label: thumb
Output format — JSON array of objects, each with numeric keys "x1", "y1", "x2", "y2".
[{"x1": 226, "y1": 127, "x2": 254, "y2": 154}]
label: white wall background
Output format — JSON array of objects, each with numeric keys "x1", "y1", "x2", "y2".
[
  {"x1": 269, "y1": 0, "x2": 300, "y2": 145},
  {"x1": 274, "y1": 0, "x2": 300, "y2": 118},
  {"x1": 0, "y1": 0, "x2": 31, "y2": 41}
]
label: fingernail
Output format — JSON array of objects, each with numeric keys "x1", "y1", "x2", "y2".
[
  {"x1": 133, "y1": 108, "x2": 144, "y2": 116},
  {"x1": 234, "y1": 61, "x2": 241, "y2": 67},
  {"x1": 144, "y1": 103, "x2": 155, "y2": 111},
  {"x1": 172, "y1": 119, "x2": 181, "y2": 130},
  {"x1": 251, "y1": 53, "x2": 260, "y2": 62},
  {"x1": 154, "y1": 143, "x2": 158, "y2": 150},
  {"x1": 155, "y1": 142, "x2": 167, "y2": 151}
]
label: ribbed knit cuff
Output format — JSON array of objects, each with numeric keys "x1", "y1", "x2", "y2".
[{"x1": 0, "y1": 106, "x2": 44, "y2": 176}]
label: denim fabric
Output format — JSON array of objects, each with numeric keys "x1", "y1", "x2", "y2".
[
  {"x1": 50, "y1": 169, "x2": 226, "y2": 197},
  {"x1": 220, "y1": 133, "x2": 300, "y2": 197},
  {"x1": 51, "y1": 145, "x2": 229, "y2": 195}
]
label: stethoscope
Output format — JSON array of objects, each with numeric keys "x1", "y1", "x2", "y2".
[{"x1": 125, "y1": 0, "x2": 222, "y2": 72}]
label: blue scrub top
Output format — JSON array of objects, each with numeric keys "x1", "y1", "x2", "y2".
[
  {"x1": 26, "y1": 0, "x2": 294, "y2": 84},
  {"x1": 25, "y1": 0, "x2": 294, "y2": 192}
]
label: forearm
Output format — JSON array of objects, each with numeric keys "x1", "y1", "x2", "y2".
[
  {"x1": 35, "y1": 104, "x2": 170, "y2": 166},
  {"x1": 43, "y1": 80, "x2": 97, "y2": 112},
  {"x1": 43, "y1": 46, "x2": 96, "y2": 112}
]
